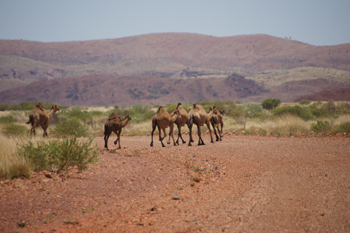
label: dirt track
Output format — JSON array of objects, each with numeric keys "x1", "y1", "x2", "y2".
[{"x1": 1, "y1": 134, "x2": 350, "y2": 232}]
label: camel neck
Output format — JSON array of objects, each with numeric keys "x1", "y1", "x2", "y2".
[
  {"x1": 122, "y1": 118, "x2": 130, "y2": 127},
  {"x1": 48, "y1": 109, "x2": 57, "y2": 119}
]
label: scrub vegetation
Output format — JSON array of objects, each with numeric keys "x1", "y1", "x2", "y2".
[{"x1": 0, "y1": 99, "x2": 349, "y2": 180}]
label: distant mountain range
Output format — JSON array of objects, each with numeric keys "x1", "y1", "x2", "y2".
[{"x1": 1, "y1": 33, "x2": 349, "y2": 106}]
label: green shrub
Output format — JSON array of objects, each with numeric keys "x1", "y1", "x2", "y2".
[
  {"x1": 17, "y1": 137, "x2": 99, "y2": 173},
  {"x1": 0, "y1": 115, "x2": 15, "y2": 124},
  {"x1": 262, "y1": 98, "x2": 281, "y2": 110},
  {"x1": 51, "y1": 118, "x2": 90, "y2": 138},
  {"x1": 108, "y1": 104, "x2": 155, "y2": 124},
  {"x1": 273, "y1": 105, "x2": 313, "y2": 120},
  {"x1": 308, "y1": 103, "x2": 329, "y2": 118},
  {"x1": 333, "y1": 122, "x2": 350, "y2": 134},
  {"x1": 166, "y1": 103, "x2": 178, "y2": 113},
  {"x1": 59, "y1": 107, "x2": 102, "y2": 123},
  {"x1": 1, "y1": 123, "x2": 28, "y2": 137},
  {"x1": 299, "y1": 100, "x2": 311, "y2": 105},
  {"x1": 310, "y1": 120, "x2": 331, "y2": 134}
]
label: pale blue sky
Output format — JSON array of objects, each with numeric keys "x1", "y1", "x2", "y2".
[{"x1": 0, "y1": 0, "x2": 349, "y2": 46}]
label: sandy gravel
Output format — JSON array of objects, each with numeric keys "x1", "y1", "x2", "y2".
[{"x1": 1, "y1": 133, "x2": 350, "y2": 232}]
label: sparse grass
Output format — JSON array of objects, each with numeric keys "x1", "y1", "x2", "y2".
[
  {"x1": 0, "y1": 134, "x2": 32, "y2": 180},
  {"x1": 191, "y1": 165, "x2": 207, "y2": 175},
  {"x1": 1, "y1": 123, "x2": 28, "y2": 137}
]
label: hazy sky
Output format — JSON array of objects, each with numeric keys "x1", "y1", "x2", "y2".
[{"x1": 0, "y1": 0, "x2": 349, "y2": 46}]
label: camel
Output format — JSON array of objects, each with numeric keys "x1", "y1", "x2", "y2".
[
  {"x1": 104, "y1": 113, "x2": 132, "y2": 150},
  {"x1": 187, "y1": 103, "x2": 214, "y2": 146},
  {"x1": 26, "y1": 103, "x2": 60, "y2": 137},
  {"x1": 170, "y1": 103, "x2": 191, "y2": 145},
  {"x1": 150, "y1": 106, "x2": 180, "y2": 147},
  {"x1": 208, "y1": 106, "x2": 222, "y2": 141}
]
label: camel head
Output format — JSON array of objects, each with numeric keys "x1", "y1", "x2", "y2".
[
  {"x1": 124, "y1": 115, "x2": 132, "y2": 121},
  {"x1": 171, "y1": 109, "x2": 180, "y2": 118},
  {"x1": 220, "y1": 110, "x2": 225, "y2": 115},
  {"x1": 51, "y1": 105, "x2": 60, "y2": 112}
]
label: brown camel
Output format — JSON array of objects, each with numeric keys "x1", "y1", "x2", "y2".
[
  {"x1": 104, "y1": 113, "x2": 132, "y2": 150},
  {"x1": 150, "y1": 106, "x2": 180, "y2": 147},
  {"x1": 26, "y1": 103, "x2": 60, "y2": 137},
  {"x1": 187, "y1": 103, "x2": 214, "y2": 146},
  {"x1": 170, "y1": 103, "x2": 191, "y2": 145},
  {"x1": 208, "y1": 106, "x2": 222, "y2": 141}
]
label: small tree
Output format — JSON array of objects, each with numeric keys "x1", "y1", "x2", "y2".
[{"x1": 262, "y1": 98, "x2": 281, "y2": 110}]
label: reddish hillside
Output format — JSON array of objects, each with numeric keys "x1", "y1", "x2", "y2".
[
  {"x1": 1, "y1": 33, "x2": 349, "y2": 84},
  {"x1": 1, "y1": 74, "x2": 348, "y2": 106},
  {"x1": 295, "y1": 87, "x2": 350, "y2": 102},
  {"x1": 1, "y1": 33, "x2": 350, "y2": 105}
]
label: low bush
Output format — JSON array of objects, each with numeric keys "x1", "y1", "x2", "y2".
[
  {"x1": 1, "y1": 123, "x2": 28, "y2": 137},
  {"x1": 310, "y1": 120, "x2": 331, "y2": 134},
  {"x1": 18, "y1": 137, "x2": 99, "y2": 173},
  {"x1": 273, "y1": 105, "x2": 314, "y2": 120},
  {"x1": 262, "y1": 98, "x2": 281, "y2": 110},
  {"x1": 51, "y1": 118, "x2": 90, "y2": 138},
  {"x1": 333, "y1": 122, "x2": 350, "y2": 134},
  {"x1": 298, "y1": 100, "x2": 311, "y2": 105}
]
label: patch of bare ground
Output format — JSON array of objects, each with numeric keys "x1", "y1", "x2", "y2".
[{"x1": 1, "y1": 134, "x2": 350, "y2": 232}]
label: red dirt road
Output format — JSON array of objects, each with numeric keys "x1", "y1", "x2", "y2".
[{"x1": 1, "y1": 134, "x2": 350, "y2": 232}]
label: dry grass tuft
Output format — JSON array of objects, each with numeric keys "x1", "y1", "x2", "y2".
[{"x1": 0, "y1": 134, "x2": 32, "y2": 180}]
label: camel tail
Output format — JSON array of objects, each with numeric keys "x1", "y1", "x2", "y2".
[{"x1": 26, "y1": 115, "x2": 33, "y2": 125}]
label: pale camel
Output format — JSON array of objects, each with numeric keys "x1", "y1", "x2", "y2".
[
  {"x1": 170, "y1": 103, "x2": 191, "y2": 145},
  {"x1": 104, "y1": 113, "x2": 132, "y2": 150},
  {"x1": 208, "y1": 106, "x2": 222, "y2": 141},
  {"x1": 150, "y1": 106, "x2": 180, "y2": 147},
  {"x1": 26, "y1": 103, "x2": 60, "y2": 137},
  {"x1": 187, "y1": 103, "x2": 214, "y2": 146}
]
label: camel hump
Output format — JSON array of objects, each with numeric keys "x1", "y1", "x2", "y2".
[
  {"x1": 156, "y1": 106, "x2": 164, "y2": 113},
  {"x1": 36, "y1": 102, "x2": 44, "y2": 111},
  {"x1": 108, "y1": 113, "x2": 121, "y2": 121}
]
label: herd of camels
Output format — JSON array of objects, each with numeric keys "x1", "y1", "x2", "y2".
[{"x1": 25, "y1": 102, "x2": 224, "y2": 150}]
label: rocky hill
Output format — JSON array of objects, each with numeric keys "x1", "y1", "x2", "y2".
[
  {"x1": 295, "y1": 87, "x2": 350, "y2": 102},
  {"x1": 1, "y1": 33, "x2": 350, "y2": 105}
]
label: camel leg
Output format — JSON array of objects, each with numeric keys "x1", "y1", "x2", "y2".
[
  {"x1": 211, "y1": 120, "x2": 219, "y2": 141},
  {"x1": 197, "y1": 125, "x2": 205, "y2": 146},
  {"x1": 177, "y1": 125, "x2": 186, "y2": 144},
  {"x1": 217, "y1": 125, "x2": 222, "y2": 141},
  {"x1": 166, "y1": 128, "x2": 172, "y2": 145},
  {"x1": 220, "y1": 122, "x2": 224, "y2": 137},
  {"x1": 114, "y1": 130, "x2": 120, "y2": 145},
  {"x1": 188, "y1": 121, "x2": 194, "y2": 146},
  {"x1": 158, "y1": 126, "x2": 166, "y2": 147},
  {"x1": 206, "y1": 121, "x2": 214, "y2": 143},
  {"x1": 150, "y1": 123, "x2": 156, "y2": 147},
  {"x1": 117, "y1": 131, "x2": 121, "y2": 149},
  {"x1": 169, "y1": 123, "x2": 177, "y2": 146},
  {"x1": 104, "y1": 133, "x2": 110, "y2": 150},
  {"x1": 42, "y1": 126, "x2": 48, "y2": 137},
  {"x1": 175, "y1": 125, "x2": 180, "y2": 145}
]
